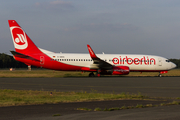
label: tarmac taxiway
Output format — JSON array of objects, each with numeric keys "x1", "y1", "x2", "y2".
[{"x1": 0, "y1": 77, "x2": 180, "y2": 120}]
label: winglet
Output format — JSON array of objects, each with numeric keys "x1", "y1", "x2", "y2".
[{"x1": 87, "y1": 44, "x2": 98, "y2": 59}]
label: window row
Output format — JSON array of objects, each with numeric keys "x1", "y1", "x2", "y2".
[
  {"x1": 51, "y1": 59, "x2": 93, "y2": 62},
  {"x1": 50, "y1": 58, "x2": 154, "y2": 63}
]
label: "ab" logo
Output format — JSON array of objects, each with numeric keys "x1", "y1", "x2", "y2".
[
  {"x1": 15, "y1": 34, "x2": 26, "y2": 45},
  {"x1": 11, "y1": 27, "x2": 28, "y2": 50}
]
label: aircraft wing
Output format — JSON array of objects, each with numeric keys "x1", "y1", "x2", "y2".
[
  {"x1": 87, "y1": 45, "x2": 113, "y2": 70},
  {"x1": 10, "y1": 51, "x2": 40, "y2": 62}
]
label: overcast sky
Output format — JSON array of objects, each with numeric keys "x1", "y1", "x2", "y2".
[{"x1": 1, "y1": 0, "x2": 180, "y2": 58}]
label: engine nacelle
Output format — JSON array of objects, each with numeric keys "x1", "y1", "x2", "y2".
[{"x1": 112, "y1": 66, "x2": 129, "y2": 75}]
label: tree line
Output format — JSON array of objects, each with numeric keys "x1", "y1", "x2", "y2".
[
  {"x1": 0, "y1": 53, "x2": 27, "y2": 68},
  {"x1": 169, "y1": 59, "x2": 180, "y2": 68},
  {"x1": 0, "y1": 53, "x2": 180, "y2": 68}
]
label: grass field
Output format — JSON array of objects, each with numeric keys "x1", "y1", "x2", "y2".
[
  {"x1": 0, "y1": 68, "x2": 179, "y2": 77},
  {"x1": 0, "y1": 89, "x2": 147, "y2": 107},
  {"x1": 0, "y1": 89, "x2": 179, "y2": 107},
  {"x1": 0, "y1": 69, "x2": 87, "y2": 77}
]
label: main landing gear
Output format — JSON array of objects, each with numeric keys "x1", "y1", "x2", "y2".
[
  {"x1": 89, "y1": 72, "x2": 101, "y2": 77},
  {"x1": 89, "y1": 72, "x2": 95, "y2": 77}
]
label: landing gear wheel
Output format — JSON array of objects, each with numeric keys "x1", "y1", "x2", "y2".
[
  {"x1": 158, "y1": 74, "x2": 162, "y2": 77},
  {"x1": 89, "y1": 72, "x2": 95, "y2": 77}
]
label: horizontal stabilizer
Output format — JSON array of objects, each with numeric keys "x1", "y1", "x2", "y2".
[{"x1": 10, "y1": 51, "x2": 40, "y2": 61}]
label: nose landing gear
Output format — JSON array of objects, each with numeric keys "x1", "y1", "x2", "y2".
[
  {"x1": 158, "y1": 71, "x2": 168, "y2": 77},
  {"x1": 158, "y1": 73, "x2": 162, "y2": 77}
]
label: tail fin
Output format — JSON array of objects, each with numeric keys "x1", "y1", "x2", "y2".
[{"x1": 8, "y1": 20, "x2": 42, "y2": 55}]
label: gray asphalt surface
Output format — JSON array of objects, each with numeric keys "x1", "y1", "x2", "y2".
[
  {"x1": 0, "y1": 77, "x2": 180, "y2": 97},
  {"x1": 56, "y1": 105, "x2": 180, "y2": 120},
  {"x1": 0, "y1": 77, "x2": 180, "y2": 120}
]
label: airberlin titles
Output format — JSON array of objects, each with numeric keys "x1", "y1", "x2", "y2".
[{"x1": 112, "y1": 56, "x2": 156, "y2": 65}]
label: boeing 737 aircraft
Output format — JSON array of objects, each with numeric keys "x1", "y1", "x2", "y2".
[{"x1": 8, "y1": 20, "x2": 176, "y2": 77}]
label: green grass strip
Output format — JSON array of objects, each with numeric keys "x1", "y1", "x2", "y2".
[{"x1": 0, "y1": 89, "x2": 147, "y2": 107}]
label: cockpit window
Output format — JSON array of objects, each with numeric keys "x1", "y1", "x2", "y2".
[{"x1": 166, "y1": 60, "x2": 170, "y2": 62}]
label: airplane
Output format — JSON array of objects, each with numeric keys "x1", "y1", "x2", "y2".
[{"x1": 8, "y1": 20, "x2": 176, "y2": 77}]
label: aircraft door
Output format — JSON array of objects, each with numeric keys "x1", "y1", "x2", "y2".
[
  {"x1": 158, "y1": 58, "x2": 162, "y2": 66},
  {"x1": 40, "y1": 56, "x2": 44, "y2": 65}
]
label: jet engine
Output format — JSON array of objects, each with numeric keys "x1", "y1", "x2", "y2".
[
  {"x1": 100, "y1": 66, "x2": 129, "y2": 75},
  {"x1": 112, "y1": 66, "x2": 129, "y2": 75}
]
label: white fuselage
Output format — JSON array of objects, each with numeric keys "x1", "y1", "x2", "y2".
[{"x1": 46, "y1": 53, "x2": 176, "y2": 71}]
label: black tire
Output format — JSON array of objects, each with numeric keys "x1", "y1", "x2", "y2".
[
  {"x1": 89, "y1": 72, "x2": 95, "y2": 77},
  {"x1": 158, "y1": 74, "x2": 162, "y2": 77}
]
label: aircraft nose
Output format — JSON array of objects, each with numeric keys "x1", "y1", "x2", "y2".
[{"x1": 171, "y1": 62, "x2": 176, "y2": 69}]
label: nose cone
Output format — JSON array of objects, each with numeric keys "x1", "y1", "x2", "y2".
[{"x1": 171, "y1": 62, "x2": 176, "y2": 69}]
